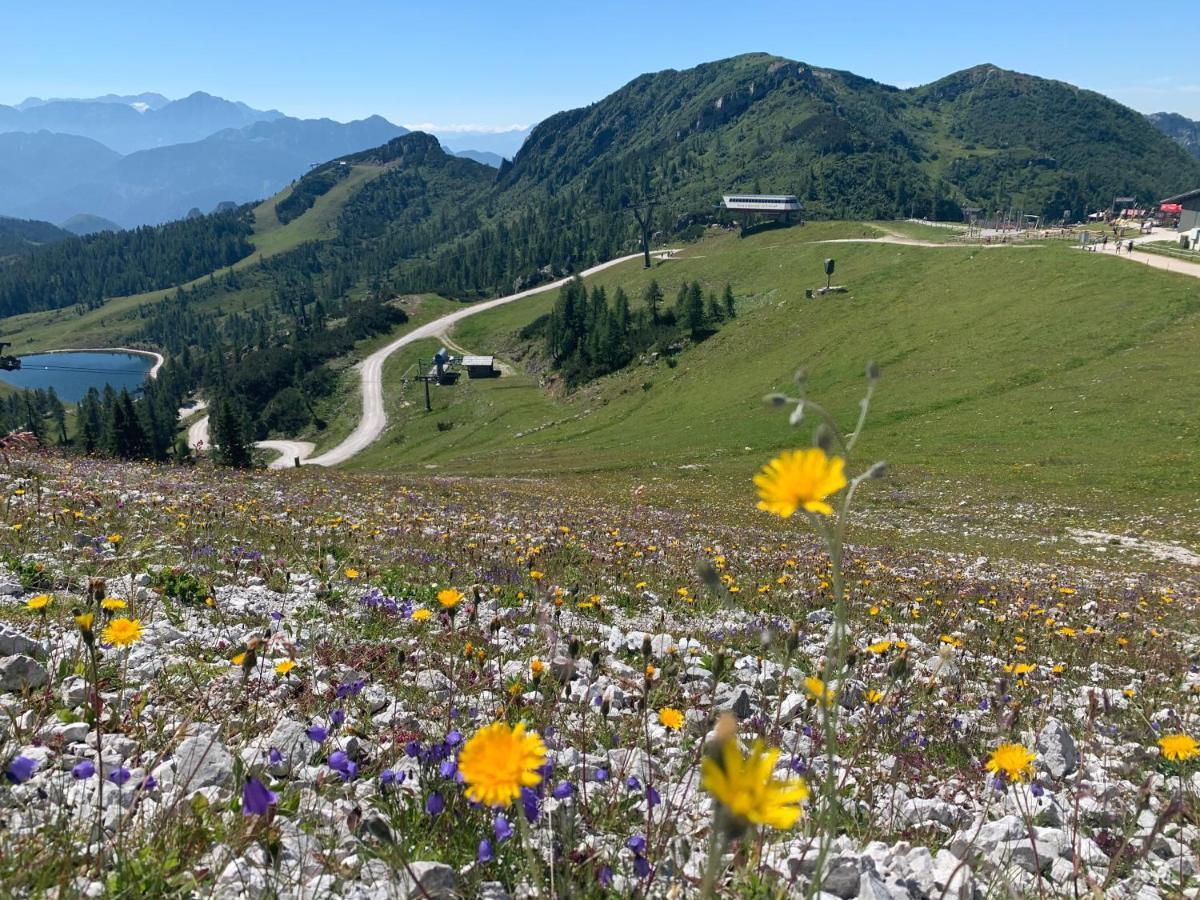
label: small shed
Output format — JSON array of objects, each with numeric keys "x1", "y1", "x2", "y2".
[
  {"x1": 462, "y1": 355, "x2": 498, "y2": 378},
  {"x1": 1161, "y1": 189, "x2": 1200, "y2": 232}
]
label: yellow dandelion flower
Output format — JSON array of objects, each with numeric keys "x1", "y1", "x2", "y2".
[
  {"x1": 275, "y1": 659, "x2": 297, "y2": 676},
  {"x1": 804, "y1": 676, "x2": 833, "y2": 706},
  {"x1": 866, "y1": 640, "x2": 892, "y2": 654},
  {"x1": 344, "y1": 567, "x2": 360, "y2": 579},
  {"x1": 529, "y1": 570, "x2": 545, "y2": 581},
  {"x1": 985, "y1": 743, "x2": 1036, "y2": 783},
  {"x1": 701, "y1": 739, "x2": 809, "y2": 829},
  {"x1": 74, "y1": 612, "x2": 94, "y2": 632},
  {"x1": 864, "y1": 689, "x2": 885, "y2": 704},
  {"x1": 659, "y1": 707, "x2": 685, "y2": 730},
  {"x1": 411, "y1": 608, "x2": 433, "y2": 622},
  {"x1": 101, "y1": 597, "x2": 127, "y2": 611},
  {"x1": 437, "y1": 588, "x2": 464, "y2": 608},
  {"x1": 232, "y1": 652, "x2": 246, "y2": 666},
  {"x1": 107, "y1": 534, "x2": 122, "y2": 544},
  {"x1": 530, "y1": 658, "x2": 545, "y2": 678},
  {"x1": 26, "y1": 594, "x2": 51, "y2": 611},
  {"x1": 1159, "y1": 734, "x2": 1199, "y2": 762},
  {"x1": 101, "y1": 617, "x2": 142, "y2": 647},
  {"x1": 457, "y1": 721, "x2": 547, "y2": 807},
  {"x1": 754, "y1": 448, "x2": 847, "y2": 517}
]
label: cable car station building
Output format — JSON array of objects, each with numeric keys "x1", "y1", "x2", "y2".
[{"x1": 721, "y1": 194, "x2": 804, "y2": 226}]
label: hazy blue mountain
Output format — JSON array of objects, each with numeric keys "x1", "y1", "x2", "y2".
[
  {"x1": 17, "y1": 93, "x2": 171, "y2": 112},
  {"x1": 438, "y1": 128, "x2": 531, "y2": 159},
  {"x1": 0, "y1": 215, "x2": 70, "y2": 257},
  {"x1": 6, "y1": 115, "x2": 408, "y2": 226},
  {"x1": 0, "y1": 91, "x2": 283, "y2": 153},
  {"x1": 452, "y1": 148, "x2": 504, "y2": 167},
  {"x1": 1148, "y1": 112, "x2": 1200, "y2": 160},
  {"x1": 0, "y1": 131, "x2": 121, "y2": 210},
  {"x1": 59, "y1": 213, "x2": 121, "y2": 235}
]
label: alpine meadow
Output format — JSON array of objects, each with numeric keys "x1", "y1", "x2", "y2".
[{"x1": 1, "y1": 25, "x2": 1200, "y2": 900}]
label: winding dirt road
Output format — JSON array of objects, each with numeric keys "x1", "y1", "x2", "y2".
[
  {"x1": 187, "y1": 250, "x2": 674, "y2": 468},
  {"x1": 298, "y1": 250, "x2": 675, "y2": 467}
]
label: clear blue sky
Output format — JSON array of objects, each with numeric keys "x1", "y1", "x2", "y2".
[{"x1": 4, "y1": 0, "x2": 1197, "y2": 127}]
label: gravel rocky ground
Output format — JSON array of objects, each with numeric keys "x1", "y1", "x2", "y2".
[{"x1": 1, "y1": 453, "x2": 1198, "y2": 898}]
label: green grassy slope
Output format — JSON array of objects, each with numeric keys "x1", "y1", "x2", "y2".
[
  {"x1": 0, "y1": 163, "x2": 385, "y2": 354},
  {"x1": 350, "y1": 223, "x2": 1200, "y2": 529}
]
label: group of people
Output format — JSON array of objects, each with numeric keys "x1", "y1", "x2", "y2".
[{"x1": 1089, "y1": 233, "x2": 1137, "y2": 253}]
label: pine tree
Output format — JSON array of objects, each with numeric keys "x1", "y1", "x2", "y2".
[
  {"x1": 212, "y1": 396, "x2": 253, "y2": 468},
  {"x1": 723, "y1": 284, "x2": 736, "y2": 319},
  {"x1": 642, "y1": 280, "x2": 663, "y2": 326},
  {"x1": 76, "y1": 388, "x2": 103, "y2": 452},
  {"x1": 46, "y1": 388, "x2": 67, "y2": 444},
  {"x1": 686, "y1": 282, "x2": 707, "y2": 339}
]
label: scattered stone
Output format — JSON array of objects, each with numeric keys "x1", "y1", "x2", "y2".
[
  {"x1": 173, "y1": 731, "x2": 234, "y2": 790},
  {"x1": 399, "y1": 861, "x2": 458, "y2": 898},
  {"x1": 1037, "y1": 717, "x2": 1078, "y2": 779},
  {"x1": 0, "y1": 627, "x2": 45, "y2": 658},
  {"x1": 0, "y1": 654, "x2": 48, "y2": 692}
]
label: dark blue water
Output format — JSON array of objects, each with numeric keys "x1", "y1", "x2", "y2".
[{"x1": 0, "y1": 351, "x2": 154, "y2": 403}]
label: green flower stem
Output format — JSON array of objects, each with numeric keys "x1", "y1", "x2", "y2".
[{"x1": 699, "y1": 817, "x2": 730, "y2": 898}]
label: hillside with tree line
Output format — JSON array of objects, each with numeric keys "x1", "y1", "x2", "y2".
[{"x1": 5, "y1": 53, "x2": 1200, "y2": 465}]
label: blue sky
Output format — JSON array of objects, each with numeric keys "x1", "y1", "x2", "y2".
[{"x1": 5, "y1": 0, "x2": 1198, "y2": 127}]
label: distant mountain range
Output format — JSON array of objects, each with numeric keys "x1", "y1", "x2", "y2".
[
  {"x1": 3, "y1": 115, "x2": 410, "y2": 227},
  {"x1": 0, "y1": 92, "x2": 523, "y2": 228},
  {"x1": 0, "y1": 91, "x2": 284, "y2": 154},
  {"x1": 438, "y1": 128, "x2": 531, "y2": 160},
  {"x1": 1148, "y1": 112, "x2": 1200, "y2": 160}
]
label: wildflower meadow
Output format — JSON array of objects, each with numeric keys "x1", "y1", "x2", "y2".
[{"x1": 0, "y1": 369, "x2": 1197, "y2": 898}]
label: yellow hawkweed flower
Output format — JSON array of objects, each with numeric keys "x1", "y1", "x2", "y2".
[
  {"x1": 754, "y1": 448, "x2": 847, "y2": 517},
  {"x1": 107, "y1": 534, "x2": 122, "y2": 544},
  {"x1": 457, "y1": 721, "x2": 547, "y2": 807},
  {"x1": 101, "y1": 617, "x2": 142, "y2": 647},
  {"x1": 659, "y1": 707, "x2": 685, "y2": 730},
  {"x1": 701, "y1": 739, "x2": 808, "y2": 829},
  {"x1": 74, "y1": 612, "x2": 95, "y2": 632},
  {"x1": 101, "y1": 597, "x2": 127, "y2": 611},
  {"x1": 26, "y1": 594, "x2": 51, "y2": 611},
  {"x1": 1159, "y1": 734, "x2": 1199, "y2": 762},
  {"x1": 985, "y1": 743, "x2": 1036, "y2": 783},
  {"x1": 275, "y1": 659, "x2": 297, "y2": 676},
  {"x1": 804, "y1": 676, "x2": 833, "y2": 706},
  {"x1": 232, "y1": 652, "x2": 247, "y2": 666},
  {"x1": 530, "y1": 659, "x2": 545, "y2": 678},
  {"x1": 864, "y1": 689, "x2": 885, "y2": 704},
  {"x1": 866, "y1": 640, "x2": 892, "y2": 654},
  {"x1": 529, "y1": 570, "x2": 545, "y2": 581},
  {"x1": 344, "y1": 567, "x2": 360, "y2": 579},
  {"x1": 411, "y1": 608, "x2": 433, "y2": 622},
  {"x1": 437, "y1": 588, "x2": 464, "y2": 608}
]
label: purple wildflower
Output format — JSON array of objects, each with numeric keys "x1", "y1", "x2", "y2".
[
  {"x1": 426, "y1": 792, "x2": 444, "y2": 815},
  {"x1": 646, "y1": 786, "x2": 661, "y2": 808},
  {"x1": 243, "y1": 777, "x2": 277, "y2": 815},
  {"x1": 552, "y1": 781, "x2": 573, "y2": 799},
  {"x1": 72, "y1": 760, "x2": 96, "y2": 780},
  {"x1": 305, "y1": 725, "x2": 328, "y2": 743},
  {"x1": 330, "y1": 708, "x2": 345, "y2": 727},
  {"x1": 494, "y1": 814, "x2": 513, "y2": 842},
  {"x1": 6, "y1": 755, "x2": 37, "y2": 784},
  {"x1": 478, "y1": 839, "x2": 494, "y2": 862},
  {"x1": 109, "y1": 767, "x2": 131, "y2": 786}
]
